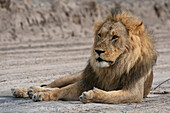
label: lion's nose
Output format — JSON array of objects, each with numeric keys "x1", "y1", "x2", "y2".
[{"x1": 95, "y1": 49, "x2": 105, "y2": 55}]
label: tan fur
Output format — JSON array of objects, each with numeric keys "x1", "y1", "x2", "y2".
[{"x1": 11, "y1": 8, "x2": 157, "y2": 104}]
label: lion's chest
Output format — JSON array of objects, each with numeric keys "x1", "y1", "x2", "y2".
[{"x1": 94, "y1": 72, "x2": 121, "y2": 91}]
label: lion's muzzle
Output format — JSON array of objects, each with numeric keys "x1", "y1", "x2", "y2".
[{"x1": 96, "y1": 57, "x2": 113, "y2": 64}]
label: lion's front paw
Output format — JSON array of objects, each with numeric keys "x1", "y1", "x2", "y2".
[
  {"x1": 27, "y1": 86, "x2": 45, "y2": 99},
  {"x1": 80, "y1": 87, "x2": 104, "y2": 103},
  {"x1": 79, "y1": 91, "x2": 94, "y2": 103},
  {"x1": 28, "y1": 86, "x2": 59, "y2": 99},
  {"x1": 32, "y1": 91, "x2": 58, "y2": 102},
  {"x1": 27, "y1": 86, "x2": 40, "y2": 99},
  {"x1": 11, "y1": 88, "x2": 28, "y2": 98},
  {"x1": 32, "y1": 92, "x2": 43, "y2": 102},
  {"x1": 32, "y1": 92, "x2": 50, "y2": 102}
]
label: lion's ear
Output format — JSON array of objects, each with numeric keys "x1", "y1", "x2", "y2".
[
  {"x1": 122, "y1": 17, "x2": 145, "y2": 34},
  {"x1": 93, "y1": 21, "x2": 105, "y2": 33},
  {"x1": 135, "y1": 22, "x2": 145, "y2": 32}
]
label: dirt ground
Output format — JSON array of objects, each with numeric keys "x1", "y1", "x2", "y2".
[{"x1": 0, "y1": 0, "x2": 170, "y2": 112}]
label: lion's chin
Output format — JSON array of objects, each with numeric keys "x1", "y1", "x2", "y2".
[{"x1": 95, "y1": 61, "x2": 110, "y2": 68}]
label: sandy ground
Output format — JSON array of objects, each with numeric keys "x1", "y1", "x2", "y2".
[{"x1": 0, "y1": 0, "x2": 170, "y2": 112}]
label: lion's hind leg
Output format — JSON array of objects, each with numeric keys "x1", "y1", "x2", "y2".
[{"x1": 143, "y1": 70, "x2": 153, "y2": 98}]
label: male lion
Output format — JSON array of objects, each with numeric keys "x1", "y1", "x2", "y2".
[{"x1": 11, "y1": 8, "x2": 157, "y2": 104}]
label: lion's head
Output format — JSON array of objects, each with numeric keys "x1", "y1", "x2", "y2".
[
  {"x1": 92, "y1": 20, "x2": 128, "y2": 68},
  {"x1": 90, "y1": 8, "x2": 156, "y2": 70}
]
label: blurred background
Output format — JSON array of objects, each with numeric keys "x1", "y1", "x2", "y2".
[
  {"x1": 0, "y1": 0, "x2": 170, "y2": 112},
  {"x1": 0, "y1": 0, "x2": 170, "y2": 42}
]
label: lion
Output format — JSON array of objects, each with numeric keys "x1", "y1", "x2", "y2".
[{"x1": 11, "y1": 8, "x2": 157, "y2": 104}]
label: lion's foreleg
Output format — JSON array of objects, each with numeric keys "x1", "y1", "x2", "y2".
[
  {"x1": 80, "y1": 79, "x2": 144, "y2": 104},
  {"x1": 11, "y1": 72, "x2": 83, "y2": 98},
  {"x1": 45, "y1": 72, "x2": 83, "y2": 88},
  {"x1": 28, "y1": 73, "x2": 83, "y2": 99},
  {"x1": 32, "y1": 82, "x2": 83, "y2": 101}
]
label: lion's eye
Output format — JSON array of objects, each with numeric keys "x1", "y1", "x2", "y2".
[
  {"x1": 98, "y1": 34, "x2": 101, "y2": 38},
  {"x1": 112, "y1": 35, "x2": 119, "y2": 40}
]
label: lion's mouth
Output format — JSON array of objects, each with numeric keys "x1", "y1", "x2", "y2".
[{"x1": 96, "y1": 57, "x2": 113, "y2": 64}]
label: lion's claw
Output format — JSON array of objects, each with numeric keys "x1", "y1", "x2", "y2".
[{"x1": 27, "y1": 88, "x2": 35, "y2": 99}]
